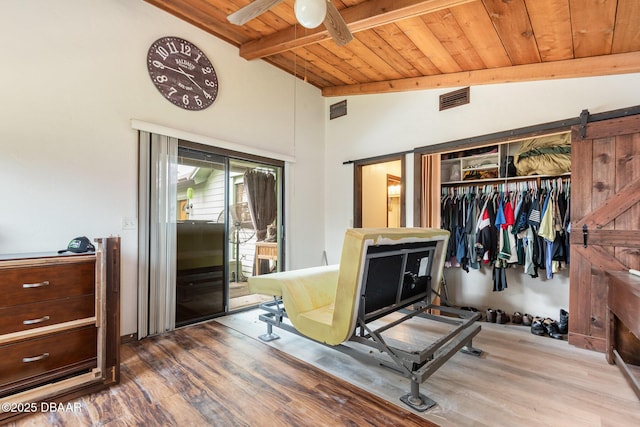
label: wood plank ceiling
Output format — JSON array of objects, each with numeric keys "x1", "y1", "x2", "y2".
[{"x1": 145, "y1": 0, "x2": 640, "y2": 97}]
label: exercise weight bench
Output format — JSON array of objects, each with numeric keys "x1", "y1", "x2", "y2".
[{"x1": 248, "y1": 228, "x2": 482, "y2": 411}]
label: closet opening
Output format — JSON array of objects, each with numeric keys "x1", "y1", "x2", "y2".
[
  {"x1": 415, "y1": 127, "x2": 573, "y2": 332},
  {"x1": 413, "y1": 105, "x2": 640, "y2": 353}
]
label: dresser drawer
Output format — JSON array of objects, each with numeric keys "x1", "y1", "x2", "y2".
[
  {"x1": 0, "y1": 294, "x2": 95, "y2": 335},
  {"x1": 0, "y1": 326, "x2": 97, "y2": 393},
  {"x1": 0, "y1": 259, "x2": 95, "y2": 307}
]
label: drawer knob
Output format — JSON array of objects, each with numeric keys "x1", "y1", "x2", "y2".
[
  {"x1": 22, "y1": 352, "x2": 50, "y2": 363},
  {"x1": 23, "y1": 315, "x2": 51, "y2": 325},
  {"x1": 22, "y1": 280, "x2": 50, "y2": 289}
]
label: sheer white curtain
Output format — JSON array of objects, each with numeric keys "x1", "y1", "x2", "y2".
[{"x1": 138, "y1": 131, "x2": 178, "y2": 338}]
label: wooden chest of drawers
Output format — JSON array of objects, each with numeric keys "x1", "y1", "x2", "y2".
[
  {"x1": 0, "y1": 237, "x2": 120, "y2": 423},
  {"x1": 0, "y1": 260, "x2": 95, "y2": 303},
  {"x1": 0, "y1": 326, "x2": 97, "y2": 395},
  {"x1": 0, "y1": 258, "x2": 95, "y2": 337},
  {"x1": 0, "y1": 294, "x2": 95, "y2": 336}
]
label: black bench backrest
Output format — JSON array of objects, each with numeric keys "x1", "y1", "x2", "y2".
[{"x1": 359, "y1": 240, "x2": 437, "y2": 323}]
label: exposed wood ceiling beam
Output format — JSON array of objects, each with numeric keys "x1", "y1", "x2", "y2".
[
  {"x1": 239, "y1": 0, "x2": 476, "y2": 60},
  {"x1": 321, "y1": 51, "x2": 640, "y2": 97},
  {"x1": 144, "y1": 0, "x2": 242, "y2": 47}
]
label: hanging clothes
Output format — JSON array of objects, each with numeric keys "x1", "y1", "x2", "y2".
[
  {"x1": 502, "y1": 198, "x2": 518, "y2": 264},
  {"x1": 523, "y1": 227, "x2": 538, "y2": 277},
  {"x1": 455, "y1": 227, "x2": 468, "y2": 272},
  {"x1": 538, "y1": 190, "x2": 556, "y2": 279},
  {"x1": 441, "y1": 192, "x2": 466, "y2": 269},
  {"x1": 465, "y1": 193, "x2": 480, "y2": 270},
  {"x1": 439, "y1": 177, "x2": 570, "y2": 287},
  {"x1": 475, "y1": 196, "x2": 498, "y2": 264},
  {"x1": 563, "y1": 192, "x2": 571, "y2": 264},
  {"x1": 551, "y1": 186, "x2": 569, "y2": 266},
  {"x1": 492, "y1": 259, "x2": 508, "y2": 291}
]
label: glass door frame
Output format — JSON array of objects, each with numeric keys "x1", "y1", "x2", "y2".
[
  {"x1": 175, "y1": 146, "x2": 228, "y2": 327},
  {"x1": 178, "y1": 140, "x2": 285, "y2": 314},
  {"x1": 138, "y1": 135, "x2": 285, "y2": 339}
]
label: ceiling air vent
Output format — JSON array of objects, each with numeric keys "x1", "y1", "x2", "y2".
[{"x1": 439, "y1": 87, "x2": 470, "y2": 111}]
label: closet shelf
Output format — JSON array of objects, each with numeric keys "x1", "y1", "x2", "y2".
[
  {"x1": 461, "y1": 165, "x2": 499, "y2": 172},
  {"x1": 442, "y1": 172, "x2": 571, "y2": 186}
]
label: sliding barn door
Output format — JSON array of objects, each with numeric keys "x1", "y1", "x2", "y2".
[{"x1": 569, "y1": 114, "x2": 640, "y2": 351}]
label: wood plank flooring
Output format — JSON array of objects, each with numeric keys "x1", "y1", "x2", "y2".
[
  {"x1": 6, "y1": 322, "x2": 434, "y2": 427},
  {"x1": 6, "y1": 309, "x2": 640, "y2": 427},
  {"x1": 218, "y1": 310, "x2": 640, "y2": 427}
]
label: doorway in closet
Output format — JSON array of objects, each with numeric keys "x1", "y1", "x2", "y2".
[
  {"x1": 138, "y1": 133, "x2": 283, "y2": 337},
  {"x1": 354, "y1": 156, "x2": 405, "y2": 228}
]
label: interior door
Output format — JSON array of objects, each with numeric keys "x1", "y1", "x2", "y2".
[{"x1": 569, "y1": 114, "x2": 640, "y2": 351}]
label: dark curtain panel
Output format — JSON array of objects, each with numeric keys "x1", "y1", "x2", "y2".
[{"x1": 244, "y1": 169, "x2": 277, "y2": 241}]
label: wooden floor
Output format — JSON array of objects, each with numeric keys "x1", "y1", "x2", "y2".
[
  {"x1": 217, "y1": 310, "x2": 640, "y2": 427},
  {"x1": 6, "y1": 312, "x2": 640, "y2": 427},
  {"x1": 7, "y1": 322, "x2": 433, "y2": 427}
]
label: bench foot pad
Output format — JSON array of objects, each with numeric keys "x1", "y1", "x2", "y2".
[
  {"x1": 259, "y1": 332, "x2": 280, "y2": 342},
  {"x1": 400, "y1": 392, "x2": 437, "y2": 412}
]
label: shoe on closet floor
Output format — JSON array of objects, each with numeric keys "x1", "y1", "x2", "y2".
[
  {"x1": 558, "y1": 309, "x2": 569, "y2": 334},
  {"x1": 512, "y1": 312, "x2": 523, "y2": 324},
  {"x1": 530, "y1": 317, "x2": 546, "y2": 336},
  {"x1": 496, "y1": 309, "x2": 510, "y2": 324},
  {"x1": 486, "y1": 308, "x2": 497, "y2": 323},
  {"x1": 522, "y1": 313, "x2": 533, "y2": 326},
  {"x1": 543, "y1": 318, "x2": 564, "y2": 339}
]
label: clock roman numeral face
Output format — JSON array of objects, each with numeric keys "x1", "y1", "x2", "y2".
[{"x1": 147, "y1": 37, "x2": 218, "y2": 110}]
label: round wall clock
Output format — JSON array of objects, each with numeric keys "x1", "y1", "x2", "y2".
[{"x1": 147, "y1": 36, "x2": 218, "y2": 110}]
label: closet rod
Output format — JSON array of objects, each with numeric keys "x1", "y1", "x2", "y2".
[{"x1": 441, "y1": 176, "x2": 570, "y2": 196}]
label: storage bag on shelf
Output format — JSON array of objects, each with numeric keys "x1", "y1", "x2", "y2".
[{"x1": 514, "y1": 133, "x2": 571, "y2": 176}]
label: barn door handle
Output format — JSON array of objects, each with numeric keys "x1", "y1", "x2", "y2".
[{"x1": 582, "y1": 224, "x2": 588, "y2": 248}]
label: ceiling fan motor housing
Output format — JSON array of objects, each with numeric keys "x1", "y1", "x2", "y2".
[{"x1": 294, "y1": 0, "x2": 327, "y2": 29}]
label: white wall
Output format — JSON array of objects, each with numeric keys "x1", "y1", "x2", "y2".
[
  {"x1": 0, "y1": 0, "x2": 325, "y2": 335},
  {"x1": 324, "y1": 74, "x2": 640, "y2": 320},
  {"x1": 3, "y1": 0, "x2": 640, "y2": 334}
]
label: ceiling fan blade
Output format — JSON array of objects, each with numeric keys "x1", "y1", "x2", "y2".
[
  {"x1": 227, "y1": 0, "x2": 285, "y2": 26},
  {"x1": 323, "y1": 1, "x2": 353, "y2": 46}
]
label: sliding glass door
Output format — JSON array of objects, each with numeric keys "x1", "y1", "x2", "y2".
[
  {"x1": 138, "y1": 133, "x2": 283, "y2": 338},
  {"x1": 175, "y1": 148, "x2": 226, "y2": 327},
  {"x1": 226, "y1": 159, "x2": 281, "y2": 311}
]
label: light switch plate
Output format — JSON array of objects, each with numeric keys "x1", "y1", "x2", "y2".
[{"x1": 122, "y1": 217, "x2": 137, "y2": 230}]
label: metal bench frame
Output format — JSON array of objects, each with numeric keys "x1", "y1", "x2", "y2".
[{"x1": 254, "y1": 241, "x2": 482, "y2": 412}]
